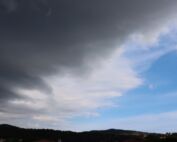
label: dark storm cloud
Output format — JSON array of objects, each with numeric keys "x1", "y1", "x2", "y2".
[{"x1": 0, "y1": 0, "x2": 177, "y2": 114}]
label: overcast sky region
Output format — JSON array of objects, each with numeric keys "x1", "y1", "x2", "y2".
[{"x1": 1, "y1": 0, "x2": 177, "y2": 133}]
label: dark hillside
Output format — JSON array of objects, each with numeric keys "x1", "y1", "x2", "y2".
[{"x1": 0, "y1": 124, "x2": 177, "y2": 142}]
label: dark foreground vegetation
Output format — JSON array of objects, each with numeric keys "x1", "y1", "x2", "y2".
[{"x1": 0, "y1": 124, "x2": 177, "y2": 142}]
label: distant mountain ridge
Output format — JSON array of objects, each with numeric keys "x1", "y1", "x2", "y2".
[
  {"x1": 0, "y1": 124, "x2": 148, "y2": 135},
  {"x1": 1, "y1": 124, "x2": 177, "y2": 142},
  {"x1": 0, "y1": 124, "x2": 21, "y2": 129}
]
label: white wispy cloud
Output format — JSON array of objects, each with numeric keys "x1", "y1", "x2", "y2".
[
  {"x1": 4, "y1": 45, "x2": 142, "y2": 128},
  {"x1": 73, "y1": 111, "x2": 177, "y2": 133}
]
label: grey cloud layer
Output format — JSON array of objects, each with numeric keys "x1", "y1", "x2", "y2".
[{"x1": 0, "y1": 0, "x2": 177, "y2": 124}]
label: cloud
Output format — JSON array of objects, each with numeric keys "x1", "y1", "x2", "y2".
[
  {"x1": 0, "y1": 0, "x2": 177, "y2": 129},
  {"x1": 0, "y1": 0, "x2": 18, "y2": 12},
  {"x1": 73, "y1": 111, "x2": 177, "y2": 133}
]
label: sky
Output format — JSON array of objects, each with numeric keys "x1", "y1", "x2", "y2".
[{"x1": 0, "y1": 0, "x2": 177, "y2": 133}]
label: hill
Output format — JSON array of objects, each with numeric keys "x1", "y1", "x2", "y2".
[{"x1": 0, "y1": 124, "x2": 177, "y2": 142}]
